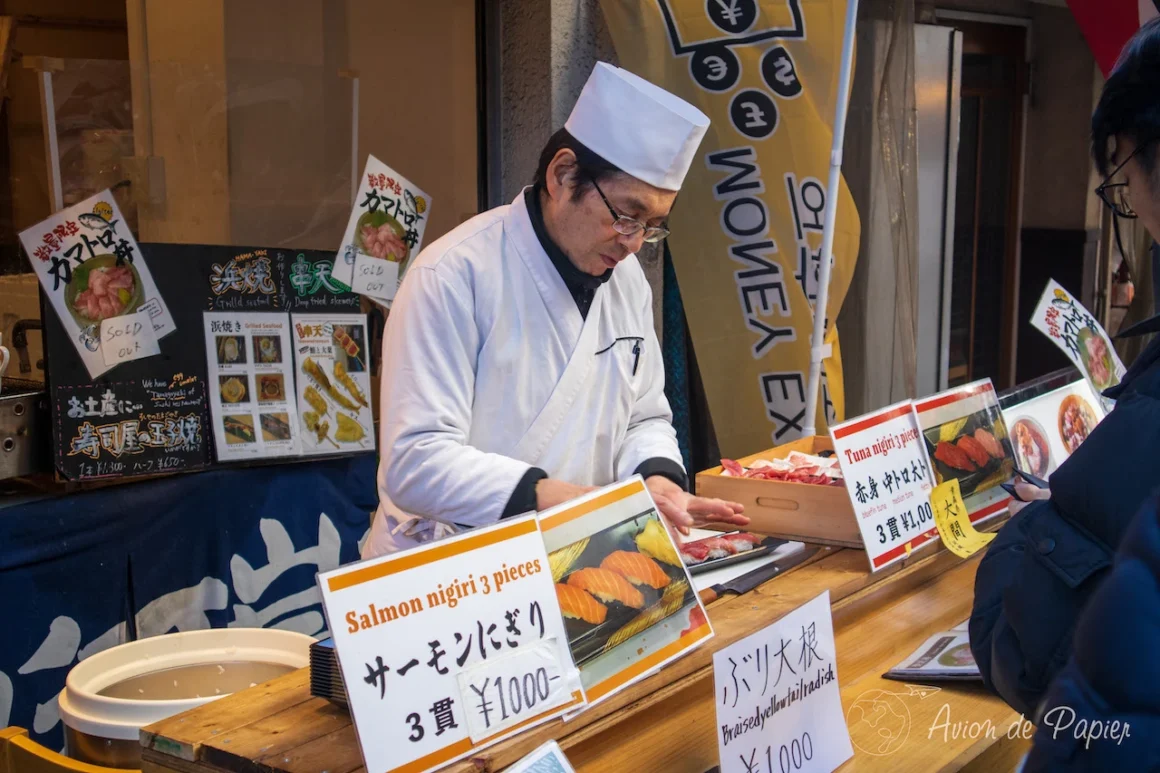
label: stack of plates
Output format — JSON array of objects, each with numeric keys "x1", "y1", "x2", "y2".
[{"x1": 309, "y1": 638, "x2": 349, "y2": 707}]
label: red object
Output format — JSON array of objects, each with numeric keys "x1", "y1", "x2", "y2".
[
  {"x1": 973, "y1": 428, "x2": 1004, "y2": 459},
  {"x1": 719, "y1": 458, "x2": 842, "y2": 487},
  {"x1": 679, "y1": 541, "x2": 711, "y2": 564},
  {"x1": 934, "y1": 440, "x2": 977, "y2": 472},
  {"x1": 721, "y1": 458, "x2": 745, "y2": 476},
  {"x1": 956, "y1": 435, "x2": 991, "y2": 468},
  {"x1": 681, "y1": 606, "x2": 707, "y2": 637},
  {"x1": 1067, "y1": 0, "x2": 1155, "y2": 77}
]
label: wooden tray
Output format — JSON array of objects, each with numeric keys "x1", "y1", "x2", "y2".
[{"x1": 694, "y1": 436, "x2": 863, "y2": 548}]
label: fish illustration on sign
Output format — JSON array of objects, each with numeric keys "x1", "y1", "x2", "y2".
[{"x1": 77, "y1": 202, "x2": 119, "y2": 235}]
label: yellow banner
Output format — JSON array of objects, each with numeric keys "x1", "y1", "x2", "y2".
[{"x1": 598, "y1": 0, "x2": 861, "y2": 457}]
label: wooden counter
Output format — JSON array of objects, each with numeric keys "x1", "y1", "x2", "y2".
[{"x1": 141, "y1": 540, "x2": 1028, "y2": 773}]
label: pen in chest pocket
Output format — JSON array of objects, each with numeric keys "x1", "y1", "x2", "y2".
[{"x1": 596, "y1": 336, "x2": 644, "y2": 376}]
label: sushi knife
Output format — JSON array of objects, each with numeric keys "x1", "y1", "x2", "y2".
[{"x1": 697, "y1": 546, "x2": 823, "y2": 604}]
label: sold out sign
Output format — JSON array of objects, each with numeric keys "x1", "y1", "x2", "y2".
[{"x1": 101, "y1": 310, "x2": 159, "y2": 367}]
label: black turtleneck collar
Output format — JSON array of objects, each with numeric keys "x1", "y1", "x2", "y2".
[{"x1": 525, "y1": 185, "x2": 612, "y2": 319}]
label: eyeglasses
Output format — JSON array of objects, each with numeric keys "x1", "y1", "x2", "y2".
[
  {"x1": 1095, "y1": 138, "x2": 1156, "y2": 219},
  {"x1": 589, "y1": 177, "x2": 671, "y2": 243}
]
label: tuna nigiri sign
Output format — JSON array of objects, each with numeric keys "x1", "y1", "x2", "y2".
[
  {"x1": 318, "y1": 515, "x2": 584, "y2": 773},
  {"x1": 19, "y1": 190, "x2": 175, "y2": 379},
  {"x1": 538, "y1": 477, "x2": 714, "y2": 709},
  {"x1": 829, "y1": 402, "x2": 937, "y2": 571}
]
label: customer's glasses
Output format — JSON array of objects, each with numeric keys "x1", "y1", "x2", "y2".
[
  {"x1": 1095, "y1": 138, "x2": 1156, "y2": 219},
  {"x1": 589, "y1": 177, "x2": 671, "y2": 243}
]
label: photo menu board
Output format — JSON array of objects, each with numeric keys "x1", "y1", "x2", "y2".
[{"x1": 43, "y1": 243, "x2": 364, "y2": 482}]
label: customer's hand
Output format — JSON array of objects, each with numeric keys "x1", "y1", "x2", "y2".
[
  {"x1": 1008, "y1": 483, "x2": 1050, "y2": 515},
  {"x1": 646, "y1": 475, "x2": 748, "y2": 537},
  {"x1": 535, "y1": 478, "x2": 597, "y2": 511}
]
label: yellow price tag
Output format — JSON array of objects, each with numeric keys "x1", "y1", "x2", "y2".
[{"x1": 931, "y1": 479, "x2": 996, "y2": 558}]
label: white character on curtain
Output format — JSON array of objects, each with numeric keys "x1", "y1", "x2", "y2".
[{"x1": 228, "y1": 513, "x2": 341, "y2": 637}]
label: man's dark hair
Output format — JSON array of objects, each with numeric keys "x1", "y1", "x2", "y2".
[
  {"x1": 533, "y1": 128, "x2": 624, "y2": 200},
  {"x1": 1092, "y1": 17, "x2": 1160, "y2": 178}
]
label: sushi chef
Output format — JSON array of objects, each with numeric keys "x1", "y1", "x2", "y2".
[{"x1": 362, "y1": 62, "x2": 747, "y2": 558}]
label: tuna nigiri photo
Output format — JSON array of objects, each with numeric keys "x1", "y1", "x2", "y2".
[
  {"x1": 600, "y1": 550, "x2": 671, "y2": 589},
  {"x1": 567, "y1": 567, "x2": 645, "y2": 609}
]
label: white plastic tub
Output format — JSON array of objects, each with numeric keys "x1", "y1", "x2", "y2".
[{"x1": 58, "y1": 627, "x2": 312, "y2": 768}]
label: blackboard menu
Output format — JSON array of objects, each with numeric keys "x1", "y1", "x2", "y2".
[{"x1": 44, "y1": 243, "x2": 361, "y2": 481}]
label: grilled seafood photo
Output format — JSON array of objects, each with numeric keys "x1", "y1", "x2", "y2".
[
  {"x1": 217, "y1": 335, "x2": 245, "y2": 365},
  {"x1": 259, "y1": 412, "x2": 292, "y2": 442},
  {"x1": 223, "y1": 415, "x2": 255, "y2": 445},
  {"x1": 253, "y1": 335, "x2": 281, "y2": 364},
  {"x1": 219, "y1": 375, "x2": 248, "y2": 404}
]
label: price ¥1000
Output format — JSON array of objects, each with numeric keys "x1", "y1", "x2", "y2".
[
  {"x1": 467, "y1": 667, "x2": 554, "y2": 730},
  {"x1": 741, "y1": 732, "x2": 814, "y2": 773}
]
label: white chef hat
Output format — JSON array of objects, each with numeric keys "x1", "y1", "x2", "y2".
[{"x1": 564, "y1": 62, "x2": 710, "y2": 192}]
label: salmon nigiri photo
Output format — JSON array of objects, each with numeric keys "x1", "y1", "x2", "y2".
[
  {"x1": 600, "y1": 550, "x2": 671, "y2": 589},
  {"x1": 555, "y1": 583, "x2": 608, "y2": 626},
  {"x1": 566, "y1": 567, "x2": 645, "y2": 609}
]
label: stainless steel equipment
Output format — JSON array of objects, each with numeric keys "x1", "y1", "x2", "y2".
[{"x1": 0, "y1": 381, "x2": 50, "y2": 480}]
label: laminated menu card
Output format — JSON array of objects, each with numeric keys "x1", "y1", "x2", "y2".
[{"x1": 291, "y1": 313, "x2": 374, "y2": 454}]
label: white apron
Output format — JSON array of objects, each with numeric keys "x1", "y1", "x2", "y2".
[{"x1": 362, "y1": 190, "x2": 681, "y2": 558}]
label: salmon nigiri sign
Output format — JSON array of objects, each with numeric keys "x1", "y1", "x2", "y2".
[{"x1": 538, "y1": 476, "x2": 713, "y2": 710}]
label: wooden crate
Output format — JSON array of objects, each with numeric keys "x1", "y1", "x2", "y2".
[{"x1": 694, "y1": 436, "x2": 863, "y2": 548}]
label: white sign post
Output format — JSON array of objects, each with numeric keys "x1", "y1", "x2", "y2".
[
  {"x1": 318, "y1": 515, "x2": 584, "y2": 773},
  {"x1": 829, "y1": 401, "x2": 937, "y2": 571},
  {"x1": 713, "y1": 591, "x2": 852, "y2": 773}
]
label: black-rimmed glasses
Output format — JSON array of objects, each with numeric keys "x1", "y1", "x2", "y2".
[
  {"x1": 1095, "y1": 138, "x2": 1157, "y2": 218},
  {"x1": 589, "y1": 177, "x2": 671, "y2": 243}
]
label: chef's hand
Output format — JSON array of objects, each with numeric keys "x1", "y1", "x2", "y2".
[
  {"x1": 1008, "y1": 483, "x2": 1050, "y2": 515},
  {"x1": 535, "y1": 478, "x2": 597, "y2": 511},
  {"x1": 646, "y1": 475, "x2": 748, "y2": 537}
]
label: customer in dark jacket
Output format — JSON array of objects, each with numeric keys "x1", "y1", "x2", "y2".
[
  {"x1": 970, "y1": 17, "x2": 1160, "y2": 721},
  {"x1": 1022, "y1": 493, "x2": 1160, "y2": 771}
]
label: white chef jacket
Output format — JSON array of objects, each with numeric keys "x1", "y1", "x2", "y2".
[{"x1": 362, "y1": 189, "x2": 683, "y2": 558}]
